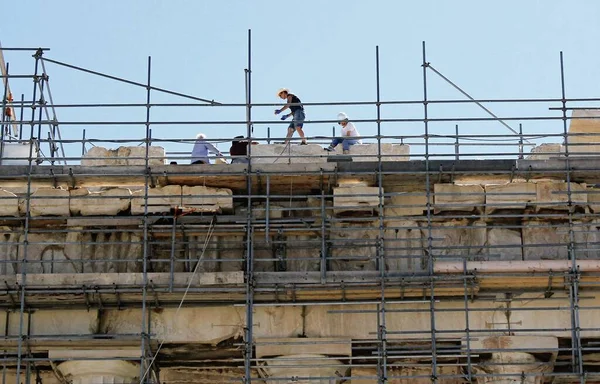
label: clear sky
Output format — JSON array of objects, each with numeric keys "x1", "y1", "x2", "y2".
[{"x1": 2, "y1": 1, "x2": 600, "y2": 162}]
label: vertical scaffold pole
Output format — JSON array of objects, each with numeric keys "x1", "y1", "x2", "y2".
[
  {"x1": 15, "y1": 48, "x2": 42, "y2": 384},
  {"x1": 244, "y1": 28, "x2": 255, "y2": 384},
  {"x1": 422, "y1": 41, "x2": 439, "y2": 384},
  {"x1": 560, "y1": 51, "x2": 584, "y2": 379},
  {"x1": 375, "y1": 45, "x2": 387, "y2": 384},
  {"x1": 139, "y1": 55, "x2": 152, "y2": 382}
]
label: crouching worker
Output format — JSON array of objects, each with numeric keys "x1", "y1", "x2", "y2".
[
  {"x1": 191, "y1": 133, "x2": 224, "y2": 164},
  {"x1": 229, "y1": 135, "x2": 258, "y2": 164},
  {"x1": 324, "y1": 112, "x2": 362, "y2": 154}
]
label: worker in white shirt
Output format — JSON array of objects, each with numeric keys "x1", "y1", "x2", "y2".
[
  {"x1": 324, "y1": 112, "x2": 362, "y2": 154},
  {"x1": 191, "y1": 133, "x2": 224, "y2": 164}
]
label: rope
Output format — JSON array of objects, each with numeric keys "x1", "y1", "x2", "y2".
[{"x1": 139, "y1": 216, "x2": 217, "y2": 383}]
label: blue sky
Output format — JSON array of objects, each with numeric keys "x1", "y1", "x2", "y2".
[{"x1": 2, "y1": 1, "x2": 600, "y2": 162}]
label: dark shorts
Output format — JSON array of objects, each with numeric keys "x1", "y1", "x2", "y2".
[{"x1": 288, "y1": 109, "x2": 305, "y2": 129}]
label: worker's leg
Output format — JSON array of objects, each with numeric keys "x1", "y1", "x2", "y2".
[
  {"x1": 342, "y1": 139, "x2": 358, "y2": 151},
  {"x1": 293, "y1": 110, "x2": 307, "y2": 144},
  {"x1": 325, "y1": 138, "x2": 342, "y2": 151},
  {"x1": 284, "y1": 126, "x2": 295, "y2": 145}
]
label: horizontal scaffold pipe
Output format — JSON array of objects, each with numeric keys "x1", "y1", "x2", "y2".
[{"x1": 435, "y1": 260, "x2": 600, "y2": 274}]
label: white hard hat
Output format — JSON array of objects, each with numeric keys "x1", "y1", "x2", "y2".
[
  {"x1": 337, "y1": 112, "x2": 349, "y2": 121},
  {"x1": 276, "y1": 88, "x2": 289, "y2": 97}
]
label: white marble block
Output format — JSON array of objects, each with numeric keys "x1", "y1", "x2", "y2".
[
  {"x1": 82, "y1": 146, "x2": 165, "y2": 166},
  {"x1": 182, "y1": 186, "x2": 233, "y2": 213},
  {"x1": 20, "y1": 187, "x2": 70, "y2": 217},
  {"x1": 534, "y1": 181, "x2": 587, "y2": 211},
  {"x1": 333, "y1": 186, "x2": 381, "y2": 215},
  {"x1": 485, "y1": 183, "x2": 536, "y2": 214},
  {"x1": 131, "y1": 185, "x2": 182, "y2": 215},
  {"x1": 434, "y1": 184, "x2": 485, "y2": 213},
  {"x1": 0, "y1": 189, "x2": 20, "y2": 217},
  {"x1": 250, "y1": 144, "x2": 327, "y2": 164},
  {"x1": 70, "y1": 188, "x2": 132, "y2": 216}
]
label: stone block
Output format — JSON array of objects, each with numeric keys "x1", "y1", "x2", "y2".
[
  {"x1": 434, "y1": 184, "x2": 484, "y2": 213},
  {"x1": 250, "y1": 144, "x2": 327, "y2": 164},
  {"x1": 328, "y1": 143, "x2": 410, "y2": 162},
  {"x1": 330, "y1": 221, "x2": 378, "y2": 271},
  {"x1": 0, "y1": 189, "x2": 20, "y2": 217},
  {"x1": 384, "y1": 220, "x2": 425, "y2": 272},
  {"x1": 588, "y1": 187, "x2": 600, "y2": 213},
  {"x1": 526, "y1": 143, "x2": 564, "y2": 160},
  {"x1": 255, "y1": 338, "x2": 351, "y2": 358},
  {"x1": 238, "y1": 203, "x2": 285, "y2": 219},
  {"x1": 69, "y1": 187, "x2": 131, "y2": 216},
  {"x1": 286, "y1": 235, "x2": 321, "y2": 272},
  {"x1": 424, "y1": 219, "x2": 487, "y2": 261},
  {"x1": 333, "y1": 186, "x2": 381, "y2": 215},
  {"x1": 487, "y1": 227, "x2": 522, "y2": 261},
  {"x1": 352, "y1": 366, "x2": 461, "y2": 384},
  {"x1": 81, "y1": 146, "x2": 165, "y2": 166},
  {"x1": 485, "y1": 183, "x2": 536, "y2": 214},
  {"x1": 534, "y1": 181, "x2": 587, "y2": 211},
  {"x1": 567, "y1": 109, "x2": 600, "y2": 155},
  {"x1": 161, "y1": 368, "x2": 247, "y2": 384},
  {"x1": 259, "y1": 354, "x2": 346, "y2": 383},
  {"x1": 521, "y1": 220, "x2": 591, "y2": 260},
  {"x1": 131, "y1": 185, "x2": 182, "y2": 215},
  {"x1": 20, "y1": 187, "x2": 70, "y2": 217},
  {"x1": 182, "y1": 186, "x2": 233, "y2": 213},
  {"x1": 385, "y1": 191, "x2": 428, "y2": 217}
]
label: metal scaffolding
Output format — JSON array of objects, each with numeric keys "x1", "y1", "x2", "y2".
[{"x1": 2, "y1": 32, "x2": 600, "y2": 383}]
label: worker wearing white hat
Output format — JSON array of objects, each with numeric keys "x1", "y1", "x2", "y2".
[
  {"x1": 324, "y1": 112, "x2": 362, "y2": 154},
  {"x1": 274, "y1": 88, "x2": 307, "y2": 145}
]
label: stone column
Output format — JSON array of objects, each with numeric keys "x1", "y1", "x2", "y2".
[
  {"x1": 57, "y1": 360, "x2": 140, "y2": 384},
  {"x1": 471, "y1": 336, "x2": 558, "y2": 384}
]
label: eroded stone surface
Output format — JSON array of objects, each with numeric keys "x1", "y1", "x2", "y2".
[
  {"x1": 21, "y1": 187, "x2": 70, "y2": 217},
  {"x1": 334, "y1": 186, "x2": 381, "y2": 215},
  {"x1": 131, "y1": 185, "x2": 182, "y2": 214},
  {"x1": 0, "y1": 188, "x2": 19, "y2": 217},
  {"x1": 434, "y1": 184, "x2": 485, "y2": 214},
  {"x1": 330, "y1": 221, "x2": 378, "y2": 271},
  {"x1": 259, "y1": 354, "x2": 347, "y2": 384},
  {"x1": 250, "y1": 144, "x2": 327, "y2": 164},
  {"x1": 535, "y1": 181, "x2": 587, "y2": 211},
  {"x1": 330, "y1": 143, "x2": 410, "y2": 162},
  {"x1": 70, "y1": 187, "x2": 132, "y2": 216},
  {"x1": 82, "y1": 146, "x2": 166, "y2": 166},
  {"x1": 526, "y1": 143, "x2": 564, "y2": 160},
  {"x1": 424, "y1": 219, "x2": 487, "y2": 261},
  {"x1": 485, "y1": 183, "x2": 536, "y2": 214},
  {"x1": 182, "y1": 186, "x2": 233, "y2": 212},
  {"x1": 384, "y1": 220, "x2": 425, "y2": 273},
  {"x1": 567, "y1": 109, "x2": 600, "y2": 155},
  {"x1": 385, "y1": 190, "x2": 428, "y2": 217},
  {"x1": 58, "y1": 360, "x2": 140, "y2": 384},
  {"x1": 352, "y1": 366, "x2": 462, "y2": 384}
]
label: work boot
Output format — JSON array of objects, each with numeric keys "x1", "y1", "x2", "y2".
[
  {"x1": 324, "y1": 146, "x2": 335, "y2": 152},
  {"x1": 343, "y1": 149, "x2": 350, "y2": 154},
  {"x1": 300, "y1": 141, "x2": 308, "y2": 145}
]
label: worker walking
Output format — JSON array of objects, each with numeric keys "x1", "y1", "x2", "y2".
[
  {"x1": 274, "y1": 88, "x2": 307, "y2": 145},
  {"x1": 191, "y1": 133, "x2": 224, "y2": 164},
  {"x1": 324, "y1": 112, "x2": 362, "y2": 154}
]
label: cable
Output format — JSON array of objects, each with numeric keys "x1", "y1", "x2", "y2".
[{"x1": 138, "y1": 216, "x2": 216, "y2": 383}]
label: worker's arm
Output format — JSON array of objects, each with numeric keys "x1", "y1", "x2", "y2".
[
  {"x1": 206, "y1": 143, "x2": 223, "y2": 156},
  {"x1": 274, "y1": 95, "x2": 293, "y2": 115}
]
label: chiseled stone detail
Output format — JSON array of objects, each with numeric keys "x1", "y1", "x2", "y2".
[
  {"x1": 330, "y1": 221, "x2": 378, "y2": 271},
  {"x1": 384, "y1": 220, "x2": 425, "y2": 272},
  {"x1": 352, "y1": 366, "x2": 462, "y2": 383},
  {"x1": 471, "y1": 336, "x2": 558, "y2": 384},
  {"x1": 20, "y1": 187, "x2": 70, "y2": 217},
  {"x1": 259, "y1": 354, "x2": 347, "y2": 384},
  {"x1": 81, "y1": 146, "x2": 165, "y2": 166},
  {"x1": 70, "y1": 187, "x2": 132, "y2": 216},
  {"x1": 58, "y1": 360, "x2": 140, "y2": 384}
]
